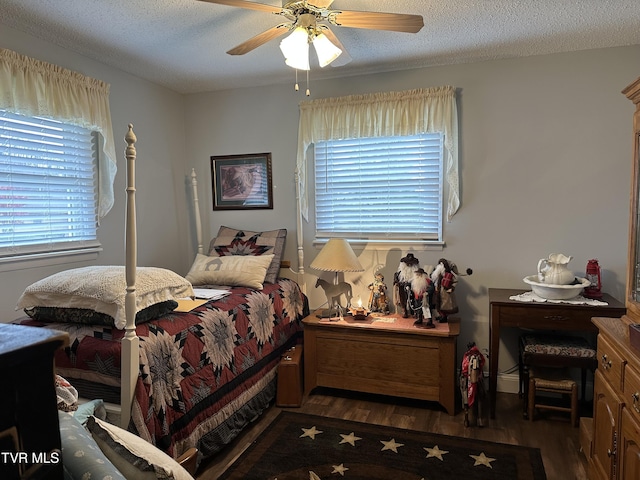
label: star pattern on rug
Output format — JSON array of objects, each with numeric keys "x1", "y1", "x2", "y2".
[
  {"x1": 300, "y1": 426, "x2": 323, "y2": 439},
  {"x1": 424, "y1": 445, "x2": 449, "y2": 461},
  {"x1": 223, "y1": 411, "x2": 554, "y2": 480},
  {"x1": 331, "y1": 464, "x2": 349, "y2": 476},
  {"x1": 339, "y1": 432, "x2": 362, "y2": 446},
  {"x1": 470, "y1": 452, "x2": 497, "y2": 468},
  {"x1": 380, "y1": 438, "x2": 404, "y2": 453}
]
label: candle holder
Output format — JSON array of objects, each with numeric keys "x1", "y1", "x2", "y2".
[{"x1": 349, "y1": 306, "x2": 369, "y2": 321}]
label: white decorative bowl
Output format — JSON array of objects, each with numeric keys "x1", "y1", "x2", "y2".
[{"x1": 523, "y1": 275, "x2": 590, "y2": 300}]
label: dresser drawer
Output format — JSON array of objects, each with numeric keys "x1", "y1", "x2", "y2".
[
  {"x1": 596, "y1": 334, "x2": 625, "y2": 391},
  {"x1": 623, "y1": 362, "x2": 640, "y2": 422}
]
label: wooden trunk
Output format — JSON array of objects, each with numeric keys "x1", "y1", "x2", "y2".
[{"x1": 276, "y1": 345, "x2": 303, "y2": 407}]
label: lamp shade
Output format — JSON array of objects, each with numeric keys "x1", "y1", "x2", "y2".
[
  {"x1": 313, "y1": 33, "x2": 342, "y2": 67},
  {"x1": 310, "y1": 238, "x2": 364, "y2": 273},
  {"x1": 279, "y1": 27, "x2": 310, "y2": 71}
]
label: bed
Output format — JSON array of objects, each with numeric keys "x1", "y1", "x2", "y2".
[{"x1": 15, "y1": 124, "x2": 309, "y2": 463}]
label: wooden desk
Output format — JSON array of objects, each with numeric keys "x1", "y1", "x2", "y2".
[
  {"x1": 488, "y1": 288, "x2": 625, "y2": 419},
  {"x1": 303, "y1": 311, "x2": 460, "y2": 415}
]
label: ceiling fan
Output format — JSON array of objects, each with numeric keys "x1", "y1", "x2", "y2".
[{"x1": 198, "y1": 0, "x2": 424, "y2": 68}]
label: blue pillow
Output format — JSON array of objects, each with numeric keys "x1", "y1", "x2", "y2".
[
  {"x1": 73, "y1": 399, "x2": 107, "y2": 426},
  {"x1": 59, "y1": 411, "x2": 126, "y2": 480}
]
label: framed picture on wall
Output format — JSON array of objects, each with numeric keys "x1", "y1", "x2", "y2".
[{"x1": 210, "y1": 153, "x2": 273, "y2": 210}]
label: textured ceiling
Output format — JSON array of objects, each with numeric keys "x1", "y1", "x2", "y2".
[{"x1": 1, "y1": 0, "x2": 639, "y2": 94}]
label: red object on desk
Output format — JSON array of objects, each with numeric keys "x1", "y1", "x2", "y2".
[{"x1": 584, "y1": 259, "x2": 602, "y2": 299}]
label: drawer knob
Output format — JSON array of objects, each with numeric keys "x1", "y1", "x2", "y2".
[
  {"x1": 607, "y1": 448, "x2": 613, "y2": 457},
  {"x1": 633, "y1": 392, "x2": 640, "y2": 413},
  {"x1": 601, "y1": 354, "x2": 612, "y2": 370}
]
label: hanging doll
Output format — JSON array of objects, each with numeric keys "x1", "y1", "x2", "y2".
[
  {"x1": 460, "y1": 342, "x2": 486, "y2": 427},
  {"x1": 431, "y1": 258, "x2": 473, "y2": 323},
  {"x1": 368, "y1": 272, "x2": 390, "y2": 314}
]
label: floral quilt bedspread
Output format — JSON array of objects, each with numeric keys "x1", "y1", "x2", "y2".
[{"x1": 19, "y1": 278, "x2": 307, "y2": 458}]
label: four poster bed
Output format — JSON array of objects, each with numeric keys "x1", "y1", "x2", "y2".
[{"x1": 16, "y1": 124, "x2": 309, "y2": 463}]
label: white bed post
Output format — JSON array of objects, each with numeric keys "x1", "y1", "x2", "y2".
[
  {"x1": 120, "y1": 124, "x2": 139, "y2": 429},
  {"x1": 190, "y1": 168, "x2": 204, "y2": 255},
  {"x1": 294, "y1": 167, "x2": 305, "y2": 293}
]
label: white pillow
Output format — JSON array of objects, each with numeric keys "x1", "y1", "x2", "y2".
[
  {"x1": 16, "y1": 266, "x2": 194, "y2": 330},
  {"x1": 185, "y1": 253, "x2": 273, "y2": 289},
  {"x1": 86, "y1": 416, "x2": 193, "y2": 480}
]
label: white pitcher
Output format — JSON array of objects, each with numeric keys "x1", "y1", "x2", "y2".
[{"x1": 537, "y1": 253, "x2": 575, "y2": 285}]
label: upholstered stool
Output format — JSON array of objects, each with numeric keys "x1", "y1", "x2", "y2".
[
  {"x1": 519, "y1": 333, "x2": 597, "y2": 419},
  {"x1": 528, "y1": 366, "x2": 578, "y2": 426}
]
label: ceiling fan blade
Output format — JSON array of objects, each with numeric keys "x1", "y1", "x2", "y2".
[
  {"x1": 226, "y1": 24, "x2": 290, "y2": 55},
  {"x1": 320, "y1": 27, "x2": 352, "y2": 66},
  {"x1": 312, "y1": 0, "x2": 335, "y2": 8},
  {"x1": 332, "y1": 10, "x2": 424, "y2": 33},
  {"x1": 197, "y1": 0, "x2": 283, "y2": 14}
]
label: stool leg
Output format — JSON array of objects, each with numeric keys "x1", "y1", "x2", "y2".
[
  {"x1": 518, "y1": 349, "x2": 523, "y2": 397},
  {"x1": 523, "y1": 363, "x2": 530, "y2": 419},
  {"x1": 528, "y1": 377, "x2": 535, "y2": 422},
  {"x1": 571, "y1": 383, "x2": 578, "y2": 427}
]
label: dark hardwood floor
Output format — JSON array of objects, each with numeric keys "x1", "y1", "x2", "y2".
[{"x1": 196, "y1": 389, "x2": 589, "y2": 480}]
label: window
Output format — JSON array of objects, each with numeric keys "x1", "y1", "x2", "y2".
[
  {"x1": 0, "y1": 109, "x2": 100, "y2": 257},
  {"x1": 314, "y1": 133, "x2": 444, "y2": 242}
]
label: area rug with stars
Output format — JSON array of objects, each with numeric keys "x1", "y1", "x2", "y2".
[{"x1": 218, "y1": 411, "x2": 546, "y2": 479}]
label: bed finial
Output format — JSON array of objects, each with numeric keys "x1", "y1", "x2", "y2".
[{"x1": 125, "y1": 123, "x2": 137, "y2": 151}]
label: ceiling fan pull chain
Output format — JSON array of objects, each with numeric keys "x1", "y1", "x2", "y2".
[
  {"x1": 306, "y1": 69, "x2": 310, "y2": 96},
  {"x1": 294, "y1": 68, "x2": 300, "y2": 91}
]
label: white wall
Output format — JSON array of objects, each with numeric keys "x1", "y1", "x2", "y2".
[
  {"x1": 2, "y1": 22, "x2": 639, "y2": 392},
  {"x1": 185, "y1": 46, "x2": 640, "y2": 390}
]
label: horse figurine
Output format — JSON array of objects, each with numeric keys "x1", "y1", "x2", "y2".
[{"x1": 315, "y1": 278, "x2": 353, "y2": 309}]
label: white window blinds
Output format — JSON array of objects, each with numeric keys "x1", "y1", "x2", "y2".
[
  {"x1": 0, "y1": 109, "x2": 99, "y2": 256},
  {"x1": 314, "y1": 133, "x2": 443, "y2": 241}
]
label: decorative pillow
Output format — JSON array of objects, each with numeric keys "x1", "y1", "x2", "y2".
[
  {"x1": 185, "y1": 253, "x2": 273, "y2": 289},
  {"x1": 16, "y1": 266, "x2": 194, "y2": 330},
  {"x1": 56, "y1": 374, "x2": 79, "y2": 412},
  {"x1": 59, "y1": 411, "x2": 127, "y2": 480},
  {"x1": 208, "y1": 226, "x2": 286, "y2": 284},
  {"x1": 86, "y1": 416, "x2": 193, "y2": 480},
  {"x1": 24, "y1": 300, "x2": 179, "y2": 327},
  {"x1": 73, "y1": 399, "x2": 107, "y2": 426}
]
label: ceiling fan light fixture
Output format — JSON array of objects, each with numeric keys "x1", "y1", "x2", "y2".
[
  {"x1": 313, "y1": 32, "x2": 342, "y2": 67},
  {"x1": 279, "y1": 27, "x2": 310, "y2": 71}
]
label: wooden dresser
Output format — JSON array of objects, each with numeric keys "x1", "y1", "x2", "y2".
[
  {"x1": 0, "y1": 324, "x2": 69, "y2": 479},
  {"x1": 589, "y1": 316, "x2": 640, "y2": 479},
  {"x1": 582, "y1": 76, "x2": 640, "y2": 479}
]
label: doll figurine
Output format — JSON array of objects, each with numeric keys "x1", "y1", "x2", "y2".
[
  {"x1": 409, "y1": 267, "x2": 435, "y2": 328},
  {"x1": 393, "y1": 253, "x2": 420, "y2": 317},
  {"x1": 368, "y1": 272, "x2": 390, "y2": 314},
  {"x1": 431, "y1": 258, "x2": 473, "y2": 323}
]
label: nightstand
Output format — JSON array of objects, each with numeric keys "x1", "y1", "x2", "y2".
[{"x1": 0, "y1": 324, "x2": 69, "y2": 479}]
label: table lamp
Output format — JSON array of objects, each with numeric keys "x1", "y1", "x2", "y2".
[{"x1": 310, "y1": 238, "x2": 364, "y2": 318}]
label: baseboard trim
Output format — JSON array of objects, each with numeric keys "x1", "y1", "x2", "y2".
[{"x1": 497, "y1": 373, "x2": 520, "y2": 394}]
